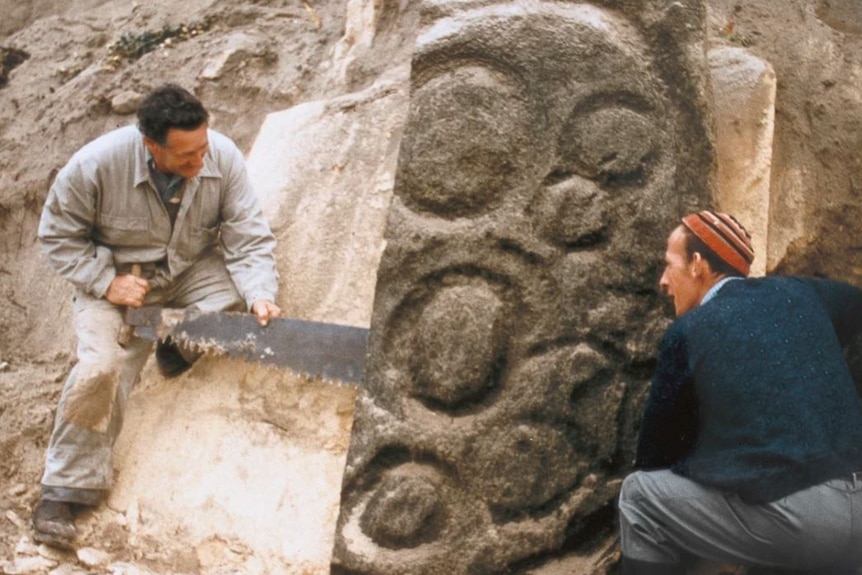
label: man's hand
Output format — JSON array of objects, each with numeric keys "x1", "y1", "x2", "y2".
[
  {"x1": 106, "y1": 273, "x2": 150, "y2": 308},
  {"x1": 251, "y1": 299, "x2": 281, "y2": 326}
]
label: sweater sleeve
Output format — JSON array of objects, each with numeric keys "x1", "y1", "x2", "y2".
[{"x1": 635, "y1": 322, "x2": 699, "y2": 470}]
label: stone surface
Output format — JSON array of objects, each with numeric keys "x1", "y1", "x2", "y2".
[
  {"x1": 332, "y1": 1, "x2": 714, "y2": 573},
  {"x1": 815, "y1": 0, "x2": 862, "y2": 35},
  {"x1": 2, "y1": 555, "x2": 57, "y2": 574},
  {"x1": 76, "y1": 547, "x2": 111, "y2": 568},
  {"x1": 246, "y1": 72, "x2": 409, "y2": 328},
  {"x1": 198, "y1": 32, "x2": 274, "y2": 81},
  {"x1": 707, "y1": 0, "x2": 862, "y2": 280},
  {"x1": 110, "y1": 360, "x2": 356, "y2": 574},
  {"x1": 709, "y1": 46, "x2": 776, "y2": 276},
  {"x1": 110, "y1": 90, "x2": 142, "y2": 115}
]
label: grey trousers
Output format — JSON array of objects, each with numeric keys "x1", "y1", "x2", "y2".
[
  {"x1": 41, "y1": 252, "x2": 245, "y2": 505},
  {"x1": 618, "y1": 469, "x2": 862, "y2": 573}
]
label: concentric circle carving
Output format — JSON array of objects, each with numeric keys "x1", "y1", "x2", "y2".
[
  {"x1": 409, "y1": 283, "x2": 508, "y2": 408},
  {"x1": 360, "y1": 474, "x2": 445, "y2": 549},
  {"x1": 398, "y1": 65, "x2": 534, "y2": 218}
]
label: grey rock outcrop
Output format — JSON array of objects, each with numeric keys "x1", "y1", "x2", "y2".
[{"x1": 332, "y1": 0, "x2": 715, "y2": 573}]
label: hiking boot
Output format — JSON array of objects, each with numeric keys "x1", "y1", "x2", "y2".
[
  {"x1": 32, "y1": 499, "x2": 76, "y2": 550},
  {"x1": 156, "y1": 336, "x2": 193, "y2": 378}
]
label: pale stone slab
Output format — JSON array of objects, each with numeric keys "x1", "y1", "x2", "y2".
[
  {"x1": 247, "y1": 73, "x2": 409, "y2": 327},
  {"x1": 110, "y1": 360, "x2": 356, "y2": 575},
  {"x1": 710, "y1": 46, "x2": 777, "y2": 276}
]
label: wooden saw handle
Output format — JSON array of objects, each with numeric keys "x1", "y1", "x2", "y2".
[{"x1": 116, "y1": 263, "x2": 142, "y2": 347}]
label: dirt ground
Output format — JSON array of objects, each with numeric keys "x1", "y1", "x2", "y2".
[{"x1": 2, "y1": 0, "x2": 862, "y2": 573}]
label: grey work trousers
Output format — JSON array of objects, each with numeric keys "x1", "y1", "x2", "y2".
[
  {"x1": 41, "y1": 251, "x2": 245, "y2": 505},
  {"x1": 618, "y1": 469, "x2": 862, "y2": 573}
]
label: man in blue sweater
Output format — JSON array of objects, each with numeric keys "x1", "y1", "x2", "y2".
[{"x1": 618, "y1": 210, "x2": 862, "y2": 574}]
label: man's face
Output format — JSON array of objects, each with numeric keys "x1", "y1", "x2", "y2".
[
  {"x1": 145, "y1": 124, "x2": 208, "y2": 178},
  {"x1": 659, "y1": 226, "x2": 700, "y2": 317}
]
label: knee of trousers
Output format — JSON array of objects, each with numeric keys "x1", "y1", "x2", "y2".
[
  {"x1": 618, "y1": 471, "x2": 651, "y2": 535},
  {"x1": 57, "y1": 361, "x2": 125, "y2": 435},
  {"x1": 619, "y1": 470, "x2": 651, "y2": 508},
  {"x1": 617, "y1": 471, "x2": 681, "y2": 563},
  {"x1": 58, "y1": 340, "x2": 150, "y2": 435}
]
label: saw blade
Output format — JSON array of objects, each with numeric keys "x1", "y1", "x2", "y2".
[{"x1": 168, "y1": 311, "x2": 368, "y2": 385}]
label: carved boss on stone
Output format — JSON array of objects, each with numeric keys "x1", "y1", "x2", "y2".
[{"x1": 332, "y1": 1, "x2": 714, "y2": 573}]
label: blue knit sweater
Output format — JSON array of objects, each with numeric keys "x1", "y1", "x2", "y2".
[{"x1": 636, "y1": 275, "x2": 862, "y2": 503}]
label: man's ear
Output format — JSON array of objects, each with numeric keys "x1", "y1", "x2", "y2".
[
  {"x1": 690, "y1": 252, "x2": 708, "y2": 277},
  {"x1": 143, "y1": 136, "x2": 158, "y2": 154}
]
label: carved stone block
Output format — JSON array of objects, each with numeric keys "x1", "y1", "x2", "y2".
[{"x1": 333, "y1": 1, "x2": 714, "y2": 573}]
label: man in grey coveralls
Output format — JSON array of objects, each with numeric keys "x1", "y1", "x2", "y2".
[{"x1": 32, "y1": 83, "x2": 280, "y2": 548}]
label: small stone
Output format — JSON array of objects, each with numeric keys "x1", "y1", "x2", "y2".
[
  {"x1": 5, "y1": 510, "x2": 26, "y2": 530},
  {"x1": 14, "y1": 537, "x2": 39, "y2": 555},
  {"x1": 47, "y1": 564, "x2": 79, "y2": 575},
  {"x1": 3, "y1": 555, "x2": 58, "y2": 574},
  {"x1": 108, "y1": 562, "x2": 149, "y2": 575},
  {"x1": 110, "y1": 91, "x2": 142, "y2": 115},
  {"x1": 199, "y1": 33, "x2": 259, "y2": 80},
  {"x1": 125, "y1": 499, "x2": 140, "y2": 534},
  {"x1": 76, "y1": 548, "x2": 110, "y2": 569},
  {"x1": 9, "y1": 484, "x2": 27, "y2": 497}
]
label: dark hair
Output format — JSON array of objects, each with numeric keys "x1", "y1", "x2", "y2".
[
  {"x1": 137, "y1": 84, "x2": 209, "y2": 145},
  {"x1": 679, "y1": 225, "x2": 745, "y2": 278}
]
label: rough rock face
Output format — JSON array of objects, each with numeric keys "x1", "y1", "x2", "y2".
[
  {"x1": 332, "y1": 1, "x2": 714, "y2": 573},
  {"x1": 708, "y1": 0, "x2": 862, "y2": 280}
]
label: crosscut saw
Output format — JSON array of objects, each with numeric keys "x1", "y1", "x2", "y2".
[{"x1": 124, "y1": 306, "x2": 368, "y2": 385}]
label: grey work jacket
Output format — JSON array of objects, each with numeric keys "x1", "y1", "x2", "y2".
[{"x1": 38, "y1": 125, "x2": 278, "y2": 308}]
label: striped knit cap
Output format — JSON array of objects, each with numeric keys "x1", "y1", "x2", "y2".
[{"x1": 681, "y1": 210, "x2": 754, "y2": 277}]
